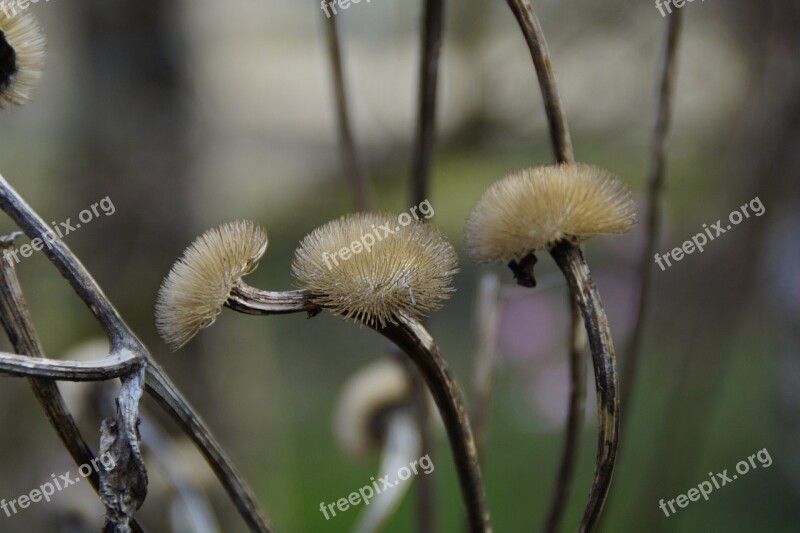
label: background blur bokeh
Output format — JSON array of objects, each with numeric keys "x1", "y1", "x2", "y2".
[{"x1": 0, "y1": 0, "x2": 797, "y2": 531}]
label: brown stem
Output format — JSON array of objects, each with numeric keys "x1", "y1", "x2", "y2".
[
  {"x1": 144, "y1": 361, "x2": 274, "y2": 533},
  {"x1": 501, "y1": 5, "x2": 588, "y2": 529},
  {"x1": 410, "y1": 0, "x2": 445, "y2": 206},
  {"x1": 470, "y1": 272, "x2": 500, "y2": 463},
  {"x1": 542, "y1": 297, "x2": 587, "y2": 533},
  {"x1": 0, "y1": 236, "x2": 146, "y2": 533},
  {"x1": 409, "y1": 2, "x2": 445, "y2": 528},
  {"x1": 324, "y1": 13, "x2": 372, "y2": 211},
  {"x1": 503, "y1": 0, "x2": 574, "y2": 164},
  {"x1": 621, "y1": 8, "x2": 683, "y2": 419},
  {"x1": 376, "y1": 313, "x2": 491, "y2": 533},
  {"x1": 550, "y1": 241, "x2": 619, "y2": 533},
  {"x1": 224, "y1": 289, "x2": 492, "y2": 532},
  {"x1": 0, "y1": 174, "x2": 274, "y2": 533}
]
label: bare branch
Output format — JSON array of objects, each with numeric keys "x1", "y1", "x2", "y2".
[
  {"x1": 503, "y1": 0, "x2": 574, "y2": 164},
  {"x1": 0, "y1": 349, "x2": 142, "y2": 380},
  {"x1": 324, "y1": 14, "x2": 373, "y2": 211},
  {"x1": 621, "y1": 9, "x2": 683, "y2": 418}
]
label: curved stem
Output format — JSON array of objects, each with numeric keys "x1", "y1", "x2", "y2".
[
  {"x1": 144, "y1": 361, "x2": 274, "y2": 533},
  {"x1": 324, "y1": 13, "x2": 372, "y2": 211},
  {"x1": 621, "y1": 8, "x2": 683, "y2": 419},
  {"x1": 0, "y1": 349, "x2": 142, "y2": 380},
  {"x1": 0, "y1": 175, "x2": 274, "y2": 532},
  {"x1": 549, "y1": 241, "x2": 619, "y2": 533},
  {"x1": 542, "y1": 297, "x2": 587, "y2": 533},
  {"x1": 376, "y1": 313, "x2": 491, "y2": 533},
  {"x1": 503, "y1": 0, "x2": 574, "y2": 164},
  {"x1": 228, "y1": 283, "x2": 318, "y2": 315}
]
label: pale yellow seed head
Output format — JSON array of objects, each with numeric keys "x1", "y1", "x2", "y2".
[
  {"x1": 333, "y1": 358, "x2": 411, "y2": 457},
  {"x1": 155, "y1": 220, "x2": 268, "y2": 350},
  {"x1": 292, "y1": 212, "x2": 458, "y2": 327},
  {"x1": 0, "y1": 11, "x2": 46, "y2": 109},
  {"x1": 465, "y1": 163, "x2": 638, "y2": 263}
]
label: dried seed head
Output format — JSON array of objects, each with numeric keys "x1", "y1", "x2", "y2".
[
  {"x1": 155, "y1": 220, "x2": 268, "y2": 350},
  {"x1": 0, "y1": 12, "x2": 46, "y2": 109},
  {"x1": 465, "y1": 163, "x2": 638, "y2": 263},
  {"x1": 292, "y1": 212, "x2": 458, "y2": 327},
  {"x1": 333, "y1": 358, "x2": 411, "y2": 457}
]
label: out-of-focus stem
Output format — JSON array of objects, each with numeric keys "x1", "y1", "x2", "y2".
[{"x1": 621, "y1": 8, "x2": 683, "y2": 419}]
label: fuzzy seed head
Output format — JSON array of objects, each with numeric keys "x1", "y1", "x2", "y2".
[
  {"x1": 465, "y1": 163, "x2": 638, "y2": 263},
  {"x1": 0, "y1": 12, "x2": 46, "y2": 109},
  {"x1": 333, "y1": 358, "x2": 410, "y2": 457},
  {"x1": 292, "y1": 212, "x2": 458, "y2": 327},
  {"x1": 155, "y1": 220, "x2": 268, "y2": 350}
]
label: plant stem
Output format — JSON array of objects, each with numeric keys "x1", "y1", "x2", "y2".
[
  {"x1": 501, "y1": 3, "x2": 588, "y2": 529},
  {"x1": 324, "y1": 13, "x2": 372, "y2": 211},
  {"x1": 621, "y1": 8, "x2": 683, "y2": 420},
  {"x1": 549, "y1": 241, "x2": 619, "y2": 533},
  {"x1": 377, "y1": 313, "x2": 491, "y2": 533},
  {"x1": 470, "y1": 272, "x2": 500, "y2": 463},
  {"x1": 503, "y1": 0, "x2": 574, "y2": 163},
  {"x1": 410, "y1": 1, "x2": 445, "y2": 528},
  {"x1": 0, "y1": 174, "x2": 274, "y2": 533},
  {"x1": 224, "y1": 289, "x2": 492, "y2": 532},
  {"x1": 542, "y1": 297, "x2": 587, "y2": 533}
]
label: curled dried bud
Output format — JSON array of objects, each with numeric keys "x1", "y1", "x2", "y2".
[
  {"x1": 0, "y1": 12, "x2": 46, "y2": 109},
  {"x1": 465, "y1": 163, "x2": 638, "y2": 263},
  {"x1": 155, "y1": 220, "x2": 268, "y2": 350},
  {"x1": 292, "y1": 212, "x2": 458, "y2": 327},
  {"x1": 333, "y1": 358, "x2": 411, "y2": 457}
]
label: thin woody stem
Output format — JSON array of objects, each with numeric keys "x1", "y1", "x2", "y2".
[
  {"x1": 550, "y1": 241, "x2": 619, "y2": 533},
  {"x1": 375, "y1": 313, "x2": 491, "y2": 533},
  {"x1": 0, "y1": 174, "x2": 274, "y2": 533},
  {"x1": 500, "y1": 5, "x2": 588, "y2": 530},
  {"x1": 503, "y1": 0, "x2": 574, "y2": 164},
  {"x1": 223, "y1": 289, "x2": 492, "y2": 532},
  {"x1": 621, "y1": 8, "x2": 683, "y2": 419},
  {"x1": 324, "y1": 13, "x2": 373, "y2": 211}
]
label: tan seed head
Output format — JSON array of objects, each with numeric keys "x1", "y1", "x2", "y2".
[
  {"x1": 465, "y1": 163, "x2": 638, "y2": 263},
  {"x1": 292, "y1": 212, "x2": 458, "y2": 327},
  {"x1": 155, "y1": 220, "x2": 268, "y2": 350},
  {"x1": 0, "y1": 12, "x2": 46, "y2": 109}
]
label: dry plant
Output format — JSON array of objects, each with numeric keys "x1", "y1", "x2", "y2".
[{"x1": 155, "y1": 215, "x2": 492, "y2": 532}]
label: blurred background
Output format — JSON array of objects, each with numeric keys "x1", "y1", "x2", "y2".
[{"x1": 0, "y1": 0, "x2": 797, "y2": 531}]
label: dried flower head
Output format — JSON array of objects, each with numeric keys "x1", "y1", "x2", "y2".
[
  {"x1": 292, "y1": 212, "x2": 458, "y2": 327},
  {"x1": 333, "y1": 358, "x2": 410, "y2": 457},
  {"x1": 0, "y1": 12, "x2": 46, "y2": 109},
  {"x1": 465, "y1": 163, "x2": 638, "y2": 263},
  {"x1": 155, "y1": 220, "x2": 268, "y2": 350}
]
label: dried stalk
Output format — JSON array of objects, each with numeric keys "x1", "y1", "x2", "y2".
[
  {"x1": 470, "y1": 272, "x2": 500, "y2": 462},
  {"x1": 0, "y1": 235, "x2": 146, "y2": 533},
  {"x1": 224, "y1": 286, "x2": 492, "y2": 533},
  {"x1": 620, "y1": 8, "x2": 683, "y2": 419},
  {"x1": 549, "y1": 241, "x2": 619, "y2": 533},
  {"x1": 542, "y1": 296, "x2": 587, "y2": 533},
  {"x1": 504, "y1": 0, "x2": 574, "y2": 162},
  {"x1": 0, "y1": 174, "x2": 273, "y2": 533},
  {"x1": 501, "y1": 3, "x2": 591, "y2": 531},
  {"x1": 324, "y1": 13, "x2": 372, "y2": 211},
  {"x1": 409, "y1": 1, "x2": 445, "y2": 529}
]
